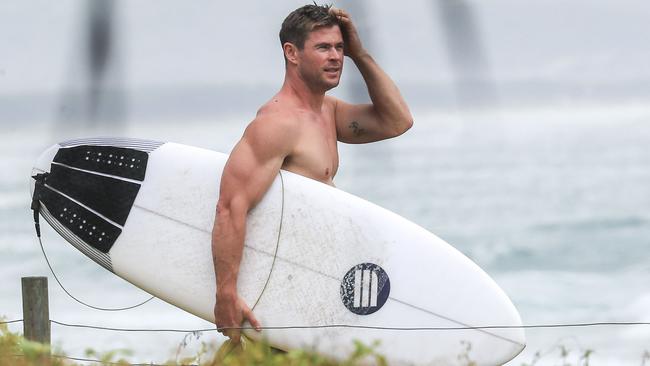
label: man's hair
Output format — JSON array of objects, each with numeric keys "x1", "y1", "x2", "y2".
[{"x1": 279, "y1": 4, "x2": 339, "y2": 50}]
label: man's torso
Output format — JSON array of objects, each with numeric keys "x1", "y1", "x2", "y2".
[{"x1": 255, "y1": 96, "x2": 339, "y2": 186}]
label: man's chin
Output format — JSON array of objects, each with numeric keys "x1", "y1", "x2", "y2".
[{"x1": 323, "y1": 79, "x2": 340, "y2": 91}]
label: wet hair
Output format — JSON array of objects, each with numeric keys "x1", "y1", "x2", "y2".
[{"x1": 279, "y1": 3, "x2": 339, "y2": 50}]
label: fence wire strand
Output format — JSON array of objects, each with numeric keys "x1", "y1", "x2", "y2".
[
  {"x1": 50, "y1": 319, "x2": 650, "y2": 333},
  {"x1": 0, "y1": 319, "x2": 23, "y2": 325},
  {"x1": 4, "y1": 318, "x2": 650, "y2": 332},
  {"x1": 6, "y1": 353, "x2": 193, "y2": 366}
]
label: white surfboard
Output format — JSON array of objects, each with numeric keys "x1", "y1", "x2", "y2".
[{"x1": 30, "y1": 137, "x2": 525, "y2": 365}]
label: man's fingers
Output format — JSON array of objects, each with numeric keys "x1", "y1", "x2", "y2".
[
  {"x1": 244, "y1": 307, "x2": 262, "y2": 332},
  {"x1": 227, "y1": 328, "x2": 242, "y2": 344},
  {"x1": 329, "y1": 7, "x2": 354, "y2": 31},
  {"x1": 329, "y1": 7, "x2": 349, "y2": 19}
]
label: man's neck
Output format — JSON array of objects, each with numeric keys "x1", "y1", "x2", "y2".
[{"x1": 280, "y1": 72, "x2": 326, "y2": 112}]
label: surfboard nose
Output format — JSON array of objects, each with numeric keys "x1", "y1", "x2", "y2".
[{"x1": 496, "y1": 302, "x2": 526, "y2": 362}]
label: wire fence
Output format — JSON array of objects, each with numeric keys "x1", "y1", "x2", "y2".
[
  {"x1": 3, "y1": 317, "x2": 650, "y2": 366},
  {"x1": 1, "y1": 318, "x2": 197, "y2": 366},
  {"x1": 4, "y1": 318, "x2": 650, "y2": 331}
]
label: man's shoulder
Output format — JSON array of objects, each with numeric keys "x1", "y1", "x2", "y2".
[
  {"x1": 250, "y1": 99, "x2": 300, "y2": 129},
  {"x1": 241, "y1": 103, "x2": 299, "y2": 145}
]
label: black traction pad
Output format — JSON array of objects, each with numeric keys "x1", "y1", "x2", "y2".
[
  {"x1": 53, "y1": 145, "x2": 148, "y2": 181},
  {"x1": 46, "y1": 164, "x2": 141, "y2": 227},
  {"x1": 40, "y1": 186, "x2": 121, "y2": 253}
]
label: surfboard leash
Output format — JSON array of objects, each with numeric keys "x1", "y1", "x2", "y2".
[
  {"x1": 250, "y1": 170, "x2": 285, "y2": 312},
  {"x1": 30, "y1": 173, "x2": 155, "y2": 312}
]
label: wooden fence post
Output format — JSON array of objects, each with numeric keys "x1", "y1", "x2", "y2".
[{"x1": 21, "y1": 276, "x2": 51, "y2": 347}]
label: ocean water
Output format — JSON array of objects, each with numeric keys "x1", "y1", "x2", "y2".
[{"x1": 1, "y1": 103, "x2": 649, "y2": 365}]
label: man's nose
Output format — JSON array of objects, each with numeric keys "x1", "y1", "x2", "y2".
[{"x1": 328, "y1": 48, "x2": 342, "y2": 60}]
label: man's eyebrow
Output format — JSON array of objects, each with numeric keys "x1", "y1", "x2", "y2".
[{"x1": 314, "y1": 41, "x2": 344, "y2": 47}]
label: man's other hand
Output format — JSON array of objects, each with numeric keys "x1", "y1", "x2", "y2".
[{"x1": 214, "y1": 293, "x2": 261, "y2": 343}]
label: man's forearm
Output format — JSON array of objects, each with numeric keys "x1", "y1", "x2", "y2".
[
  {"x1": 352, "y1": 52, "x2": 413, "y2": 132},
  {"x1": 212, "y1": 207, "x2": 245, "y2": 300}
]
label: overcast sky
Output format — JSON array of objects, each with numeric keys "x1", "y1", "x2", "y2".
[{"x1": 1, "y1": 0, "x2": 650, "y2": 97}]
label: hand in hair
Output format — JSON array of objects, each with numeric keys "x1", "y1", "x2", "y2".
[{"x1": 329, "y1": 7, "x2": 367, "y2": 61}]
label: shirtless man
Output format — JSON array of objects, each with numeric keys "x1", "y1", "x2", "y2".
[{"x1": 211, "y1": 4, "x2": 413, "y2": 343}]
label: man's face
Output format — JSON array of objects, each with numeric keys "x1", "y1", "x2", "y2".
[{"x1": 296, "y1": 25, "x2": 344, "y2": 92}]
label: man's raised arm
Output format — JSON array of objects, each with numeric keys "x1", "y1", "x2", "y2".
[
  {"x1": 329, "y1": 7, "x2": 413, "y2": 144},
  {"x1": 211, "y1": 115, "x2": 295, "y2": 343}
]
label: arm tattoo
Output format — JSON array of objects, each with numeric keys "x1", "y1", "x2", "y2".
[{"x1": 349, "y1": 121, "x2": 366, "y2": 137}]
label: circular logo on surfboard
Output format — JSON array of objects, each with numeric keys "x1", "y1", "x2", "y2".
[{"x1": 340, "y1": 263, "x2": 390, "y2": 315}]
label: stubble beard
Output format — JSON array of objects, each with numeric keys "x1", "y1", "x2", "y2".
[{"x1": 299, "y1": 64, "x2": 341, "y2": 93}]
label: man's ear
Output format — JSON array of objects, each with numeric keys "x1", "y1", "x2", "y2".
[{"x1": 283, "y1": 42, "x2": 299, "y2": 65}]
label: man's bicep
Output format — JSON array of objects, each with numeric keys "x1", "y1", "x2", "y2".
[
  {"x1": 219, "y1": 138, "x2": 284, "y2": 212},
  {"x1": 332, "y1": 98, "x2": 386, "y2": 144},
  {"x1": 219, "y1": 117, "x2": 293, "y2": 211}
]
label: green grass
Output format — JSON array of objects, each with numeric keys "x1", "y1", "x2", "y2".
[
  {"x1": 0, "y1": 318, "x2": 387, "y2": 366},
  {"x1": 2, "y1": 318, "x2": 649, "y2": 365}
]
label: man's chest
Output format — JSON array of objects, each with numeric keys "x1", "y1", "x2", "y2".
[{"x1": 284, "y1": 117, "x2": 340, "y2": 183}]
